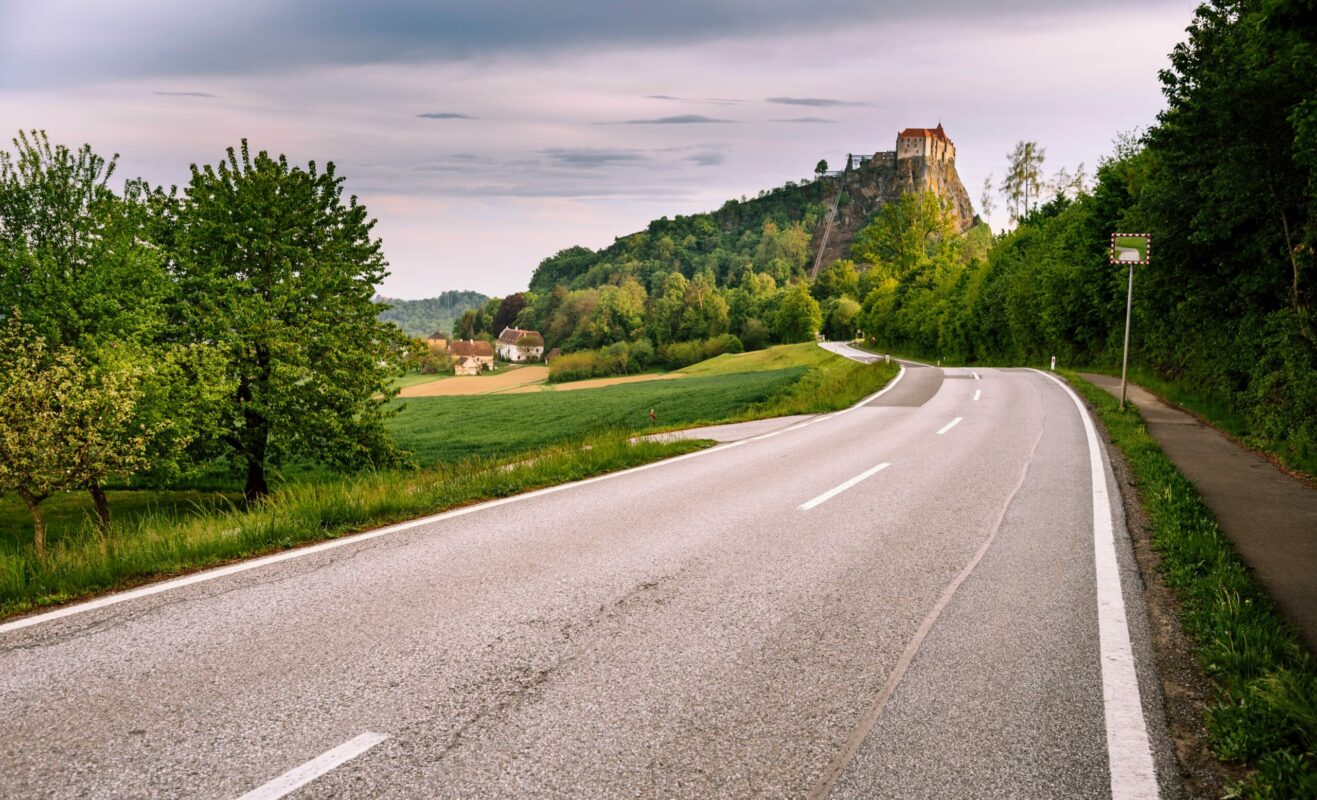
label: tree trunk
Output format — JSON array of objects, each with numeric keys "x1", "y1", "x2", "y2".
[
  {"x1": 18, "y1": 488, "x2": 47, "y2": 556},
  {"x1": 244, "y1": 453, "x2": 269, "y2": 503},
  {"x1": 89, "y1": 483, "x2": 111, "y2": 535}
]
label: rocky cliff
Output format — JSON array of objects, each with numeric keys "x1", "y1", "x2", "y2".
[{"x1": 812, "y1": 154, "x2": 977, "y2": 270}]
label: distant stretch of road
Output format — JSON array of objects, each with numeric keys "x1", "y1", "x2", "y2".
[{"x1": 0, "y1": 345, "x2": 1179, "y2": 799}]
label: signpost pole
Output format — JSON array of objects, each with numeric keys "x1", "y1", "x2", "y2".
[{"x1": 1119, "y1": 260, "x2": 1134, "y2": 410}]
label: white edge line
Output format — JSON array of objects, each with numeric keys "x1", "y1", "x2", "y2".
[
  {"x1": 236, "y1": 732, "x2": 388, "y2": 800},
  {"x1": 973, "y1": 389, "x2": 982, "y2": 402},
  {"x1": 799, "y1": 462, "x2": 890, "y2": 510},
  {"x1": 1, "y1": 365, "x2": 908, "y2": 636},
  {"x1": 1030, "y1": 369, "x2": 1158, "y2": 798},
  {"x1": 935, "y1": 416, "x2": 963, "y2": 435}
]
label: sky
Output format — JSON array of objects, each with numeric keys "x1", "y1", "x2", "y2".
[{"x1": 0, "y1": 1, "x2": 1197, "y2": 298}]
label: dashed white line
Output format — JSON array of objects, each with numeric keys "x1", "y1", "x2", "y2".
[
  {"x1": 936, "y1": 417, "x2": 963, "y2": 435},
  {"x1": 236, "y1": 732, "x2": 389, "y2": 800},
  {"x1": 973, "y1": 389, "x2": 982, "y2": 402},
  {"x1": 799, "y1": 462, "x2": 891, "y2": 510},
  {"x1": 972, "y1": 371, "x2": 981, "y2": 380},
  {"x1": 1033, "y1": 369, "x2": 1159, "y2": 799}
]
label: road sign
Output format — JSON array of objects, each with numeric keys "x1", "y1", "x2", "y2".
[
  {"x1": 1109, "y1": 233, "x2": 1150, "y2": 408},
  {"x1": 1110, "y1": 232, "x2": 1150, "y2": 265}
]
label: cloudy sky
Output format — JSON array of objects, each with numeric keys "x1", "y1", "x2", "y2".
[{"x1": 0, "y1": 1, "x2": 1196, "y2": 298}]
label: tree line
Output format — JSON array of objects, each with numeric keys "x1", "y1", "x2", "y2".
[
  {"x1": 0, "y1": 135, "x2": 411, "y2": 549},
  {"x1": 858, "y1": 0, "x2": 1316, "y2": 471}
]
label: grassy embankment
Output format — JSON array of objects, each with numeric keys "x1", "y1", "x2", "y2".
[
  {"x1": 0, "y1": 343, "x2": 893, "y2": 618},
  {"x1": 1066, "y1": 373, "x2": 1316, "y2": 798}
]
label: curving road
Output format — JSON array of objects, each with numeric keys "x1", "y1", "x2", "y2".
[{"x1": 0, "y1": 345, "x2": 1179, "y2": 799}]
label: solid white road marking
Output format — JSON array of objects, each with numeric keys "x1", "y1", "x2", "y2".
[
  {"x1": 973, "y1": 389, "x2": 982, "y2": 402},
  {"x1": 799, "y1": 462, "x2": 890, "y2": 510},
  {"x1": 236, "y1": 732, "x2": 388, "y2": 800},
  {"x1": 936, "y1": 417, "x2": 963, "y2": 435},
  {"x1": 0, "y1": 366, "x2": 909, "y2": 636},
  {"x1": 1033, "y1": 369, "x2": 1159, "y2": 799}
]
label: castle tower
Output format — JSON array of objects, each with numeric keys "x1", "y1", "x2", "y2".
[{"x1": 896, "y1": 124, "x2": 956, "y2": 163}]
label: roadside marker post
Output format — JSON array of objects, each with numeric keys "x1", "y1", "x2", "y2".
[{"x1": 1110, "y1": 233, "x2": 1150, "y2": 410}]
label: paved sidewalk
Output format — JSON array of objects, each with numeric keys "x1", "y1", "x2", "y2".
[{"x1": 1081, "y1": 373, "x2": 1317, "y2": 652}]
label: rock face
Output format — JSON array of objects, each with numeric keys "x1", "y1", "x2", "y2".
[{"x1": 812, "y1": 152, "x2": 977, "y2": 270}]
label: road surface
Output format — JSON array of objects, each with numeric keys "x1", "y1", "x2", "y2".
[{"x1": 0, "y1": 350, "x2": 1179, "y2": 798}]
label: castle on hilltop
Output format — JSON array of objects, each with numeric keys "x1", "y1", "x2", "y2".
[
  {"x1": 847, "y1": 123, "x2": 956, "y2": 171},
  {"x1": 817, "y1": 123, "x2": 975, "y2": 273}
]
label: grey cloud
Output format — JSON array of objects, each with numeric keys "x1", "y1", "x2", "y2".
[
  {"x1": 647, "y1": 94, "x2": 745, "y2": 105},
  {"x1": 686, "y1": 150, "x2": 727, "y2": 166},
  {"x1": 417, "y1": 112, "x2": 477, "y2": 119},
  {"x1": 620, "y1": 115, "x2": 734, "y2": 124},
  {"x1": 541, "y1": 148, "x2": 646, "y2": 168},
  {"x1": 152, "y1": 90, "x2": 219, "y2": 98},
  {"x1": 766, "y1": 97, "x2": 870, "y2": 107},
  {"x1": 0, "y1": 0, "x2": 1159, "y2": 88}
]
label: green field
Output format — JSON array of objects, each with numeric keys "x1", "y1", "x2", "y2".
[{"x1": 390, "y1": 367, "x2": 805, "y2": 465}]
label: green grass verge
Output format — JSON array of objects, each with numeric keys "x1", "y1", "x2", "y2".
[
  {"x1": 0, "y1": 434, "x2": 706, "y2": 619},
  {"x1": 1065, "y1": 372, "x2": 1316, "y2": 798},
  {"x1": 392, "y1": 370, "x2": 452, "y2": 390}
]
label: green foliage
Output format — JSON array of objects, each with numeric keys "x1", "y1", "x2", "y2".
[
  {"x1": 774, "y1": 283, "x2": 823, "y2": 343},
  {"x1": 1068, "y1": 374, "x2": 1317, "y2": 797},
  {"x1": 171, "y1": 141, "x2": 412, "y2": 500},
  {"x1": 856, "y1": 0, "x2": 1317, "y2": 473},
  {"x1": 0, "y1": 321, "x2": 158, "y2": 552},
  {"x1": 375, "y1": 290, "x2": 489, "y2": 338}
]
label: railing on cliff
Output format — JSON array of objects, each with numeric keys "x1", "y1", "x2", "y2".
[{"x1": 810, "y1": 179, "x2": 845, "y2": 279}]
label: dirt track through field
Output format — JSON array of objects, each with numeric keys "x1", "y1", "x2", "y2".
[{"x1": 399, "y1": 367, "x2": 549, "y2": 397}]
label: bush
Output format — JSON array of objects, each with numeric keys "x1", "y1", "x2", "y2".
[{"x1": 740, "y1": 318, "x2": 771, "y2": 351}]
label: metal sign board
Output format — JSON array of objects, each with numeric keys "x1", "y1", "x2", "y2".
[{"x1": 1110, "y1": 232, "x2": 1151, "y2": 265}]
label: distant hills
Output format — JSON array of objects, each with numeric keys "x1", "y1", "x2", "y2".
[{"x1": 375, "y1": 290, "x2": 490, "y2": 338}]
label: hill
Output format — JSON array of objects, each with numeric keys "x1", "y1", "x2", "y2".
[
  {"x1": 376, "y1": 290, "x2": 490, "y2": 338},
  {"x1": 527, "y1": 137, "x2": 976, "y2": 295}
]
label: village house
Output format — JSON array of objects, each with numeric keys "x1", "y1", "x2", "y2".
[
  {"x1": 425, "y1": 330, "x2": 447, "y2": 349},
  {"x1": 496, "y1": 327, "x2": 545, "y2": 362},
  {"x1": 449, "y1": 339, "x2": 494, "y2": 374}
]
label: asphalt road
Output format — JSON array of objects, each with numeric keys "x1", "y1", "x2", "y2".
[{"x1": 0, "y1": 348, "x2": 1180, "y2": 799}]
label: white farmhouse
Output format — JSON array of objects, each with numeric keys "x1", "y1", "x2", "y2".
[{"x1": 496, "y1": 327, "x2": 545, "y2": 362}]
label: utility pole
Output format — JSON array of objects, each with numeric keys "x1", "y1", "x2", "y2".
[{"x1": 1119, "y1": 260, "x2": 1134, "y2": 410}]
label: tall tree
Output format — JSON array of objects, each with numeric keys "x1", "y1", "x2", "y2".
[
  {"x1": 0, "y1": 320, "x2": 157, "y2": 553},
  {"x1": 0, "y1": 130, "x2": 195, "y2": 531},
  {"x1": 171, "y1": 141, "x2": 410, "y2": 500}
]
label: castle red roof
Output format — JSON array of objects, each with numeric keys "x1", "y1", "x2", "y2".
[{"x1": 897, "y1": 124, "x2": 953, "y2": 145}]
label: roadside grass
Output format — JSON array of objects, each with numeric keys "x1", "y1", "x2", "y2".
[
  {"x1": 1065, "y1": 372, "x2": 1317, "y2": 798},
  {"x1": 680, "y1": 342, "x2": 836, "y2": 376},
  {"x1": 0, "y1": 434, "x2": 706, "y2": 619},
  {"x1": 0, "y1": 489, "x2": 242, "y2": 556},
  {"x1": 736, "y1": 349, "x2": 899, "y2": 418}
]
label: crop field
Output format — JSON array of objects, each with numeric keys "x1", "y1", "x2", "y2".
[{"x1": 389, "y1": 367, "x2": 805, "y2": 465}]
